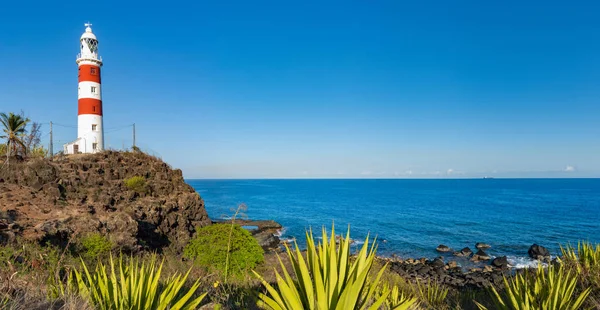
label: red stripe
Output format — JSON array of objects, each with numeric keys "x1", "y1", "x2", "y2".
[
  {"x1": 78, "y1": 65, "x2": 101, "y2": 83},
  {"x1": 78, "y1": 98, "x2": 103, "y2": 115}
]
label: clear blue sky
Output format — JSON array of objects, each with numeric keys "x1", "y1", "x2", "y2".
[{"x1": 1, "y1": 0, "x2": 599, "y2": 178}]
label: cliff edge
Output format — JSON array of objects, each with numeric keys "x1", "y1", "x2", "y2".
[{"x1": 0, "y1": 151, "x2": 211, "y2": 252}]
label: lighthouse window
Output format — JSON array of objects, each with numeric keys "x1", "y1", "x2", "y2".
[
  {"x1": 92, "y1": 143, "x2": 97, "y2": 150},
  {"x1": 90, "y1": 67, "x2": 97, "y2": 75},
  {"x1": 91, "y1": 86, "x2": 97, "y2": 93},
  {"x1": 92, "y1": 124, "x2": 97, "y2": 131}
]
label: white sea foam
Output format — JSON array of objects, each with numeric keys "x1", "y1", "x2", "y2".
[
  {"x1": 507, "y1": 256, "x2": 550, "y2": 269},
  {"x1": 274, "y1": 227, "x2": 287, "y2": 237}
]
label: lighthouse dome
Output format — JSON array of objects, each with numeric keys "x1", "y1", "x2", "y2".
[{"x1": 80, "y1": 24, "x2": 97, "y2": 40}]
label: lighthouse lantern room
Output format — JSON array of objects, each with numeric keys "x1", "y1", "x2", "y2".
[{"x1": 64, "y1": 23, "x2": 104, "y2": 154}]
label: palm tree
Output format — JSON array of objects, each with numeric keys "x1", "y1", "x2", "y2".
[{"x1": 0, "y1": 112, "x2": 30, "y2": 164}]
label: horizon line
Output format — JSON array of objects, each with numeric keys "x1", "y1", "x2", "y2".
[{"x1": 184, "y1": 177, "x2": 600, "y2": 181}]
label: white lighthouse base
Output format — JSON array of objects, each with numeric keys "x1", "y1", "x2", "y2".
[{"x1": 63, "y1": 114, "x2": 104, "y2": 154}]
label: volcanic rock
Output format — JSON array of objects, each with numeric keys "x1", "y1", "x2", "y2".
[
  {"x1": 528, "y1": 244, "x2": 551, "y2": 261},
  {"x1": 492, "y1": 256, "x2": 508, "y2": 269},
  {"x1": 475, "y1": 242, "x2": 491, "y2": 249},
  {"x1": 454, "y1": 247, "x2": 473, "y2": 257},
  {"x1": 0, "y1": 151, "x2": 211, "y2": 252},
  {"x1": 471, "y1": 249, "x2": 491, "y2": 262},
  {"x1": 436, "y1": 244, "x2": 452, "y2": 252}
]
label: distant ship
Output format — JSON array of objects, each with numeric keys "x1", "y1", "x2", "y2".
[{"x1": 483, "y1": 176, "x2": 494, "y2": 179}]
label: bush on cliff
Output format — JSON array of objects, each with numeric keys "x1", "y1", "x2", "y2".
[
  {"x1": 78, "y1": 233, "x2": 112, "y2": 260},
  {"x1": 184, "y1": 223, "x2": 264, "y2": 277},
  {"x1": 124, "y1": 176, "x2": 147, "y2": 194}
]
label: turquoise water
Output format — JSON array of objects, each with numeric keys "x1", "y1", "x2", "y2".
[{"x1": 187, "y1": 179, "x2": 600, "y2": 266}]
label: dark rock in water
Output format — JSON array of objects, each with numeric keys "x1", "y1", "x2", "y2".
[
  {"x1": 528, "y1": 244, "x2": 550, "y2": 260},
  {"x1": 447, "y1": 260, "x2": 458, "y2": 269},
  {"x1": 388, "y1": 257, "x2": 510, "y2": 290},
  {"x1": 253, "y1": 231, "x2": 280, "y2": 251},
  {"x1": 431, "y1": 257, "x2": 445, "y2": 268},
  {"x1": 436, "y1": 244, "x2": 452, "y2": 252},
  {"x1": 471, "y1": 249, "x2": 491, "y2": 262},
  {"x1": 476, "y1": 242, "x2": 491, "y2": 249},
  {"x1": 454, "y1": 247, "x2": 473, "y2": 257},
  {"x1": 492, "y1": 256, "x2": 508, "y2": 268}
]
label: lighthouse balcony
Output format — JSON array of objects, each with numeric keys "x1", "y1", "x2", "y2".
[{"x1": 76, "y1": 55, "x2": 103, "y2": 65}]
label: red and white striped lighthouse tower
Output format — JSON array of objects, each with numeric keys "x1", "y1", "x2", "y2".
[{"x1": 75, "y1": 23, "x2": 104, "y2": 153}]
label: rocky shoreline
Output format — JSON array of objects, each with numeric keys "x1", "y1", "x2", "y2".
[{"x1": 255, "y1": 224, "x2": 556, "y2": 290}]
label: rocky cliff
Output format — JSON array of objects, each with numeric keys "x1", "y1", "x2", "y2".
[{"x1": 0, "y1": 151, "x2": 211, "y2": 252}]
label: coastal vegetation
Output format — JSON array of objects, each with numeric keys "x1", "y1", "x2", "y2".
[
  {"x1": 1, "y1": 212, "x2": 600, "y2": 309},
  {"x1": 0, "y1": 111, "x2": 47, "y2": 163},
  {"x1": 253, "y1": 225, "x2": 417, "y2": 309},
  {"x1": 1, "y1": 111, "x2": 599, "y2": 309},
  {"x1": 184, "y1": 223, "x2": 265, "y2": 278}
]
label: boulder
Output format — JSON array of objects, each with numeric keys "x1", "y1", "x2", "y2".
[
  {"x1": 471, "y1": 249, "x2": 491, "y2": 262},
  {"x1": 431, "y1": 257, "x2": 445, "y2": 269},
  {"x1": 436, "y1": 244, "x2": 452, "y2": 252},
  {"x1": 253, "y1": 231, "x2": 281, "y2": 251},
  {"x1": 475, "y1": 242, "x2": 491, "y2": 249},
  {"x1": 454, "y1": 247, "x2": 473, "y2": 257},
  {"x1": 491, "y1": 256, "x2": 508, "y2": 269},
  {"x1": 528, "y1": 244, "x2": 550, "y2": 261}
]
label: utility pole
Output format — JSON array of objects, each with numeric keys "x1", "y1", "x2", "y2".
[
  {"x1": 133, "y1": 123, "x2": 136, "y2": 148},
  {"x1": 49, "y1": 121, "x2": 53, "y2": 159}
]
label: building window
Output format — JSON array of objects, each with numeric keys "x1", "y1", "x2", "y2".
[
  {"x1": 91, "y1": 86, "x2": 97, "y2": 94},
  {"x1": 92, "y1": 124, "x2": 97, "y2": 131},
  {"x1": 92, "y1": 143, "x2": 97, "y2": 150},
  {"x1": 90, "y1": 67, "x2": 97, "y2": 75}
]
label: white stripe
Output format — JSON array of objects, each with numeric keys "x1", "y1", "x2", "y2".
[
  {"x1": 77, "y1": 114, "x2": 104, "y2": 153},
  {"x1": 78, "y1": 81, "x2": 102, "y2": 100}
]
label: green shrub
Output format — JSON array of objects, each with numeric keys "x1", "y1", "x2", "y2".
[
  {"x1": 184, "y1": 223, "x2": 264, "y2": 277},
  {"x1": 79, "y1": 233, "x2": 112, "y2": 260},
  {"x1": 124, "y1": 176, "x2": 147, "y2": 193}
]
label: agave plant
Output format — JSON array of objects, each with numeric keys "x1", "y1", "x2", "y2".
[
  {"x1": 377, "y1": 283, "x2": 419, "y2": 310},
  {"x1": 253, "y1": 224, "x2": 417, "y2": 310},
  {"x1": 414, "y1": 279, "x2": 448, "y2": 309},
  {"x1": 475, "y1": 263, "x2": 591, "y2": 310},
  {"x1": 65, "y1": 253, "x2": 206, "y2": 310},
  {"x1": 559, "y1": 241, "x2": 600, "y2": 274}
]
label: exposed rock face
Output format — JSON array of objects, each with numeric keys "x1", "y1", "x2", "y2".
[
  {"x1": 0, "y1": 151, "x2": 211, "y2": 252},
  {"x1": 528, "y1": 244, "x2": 551, "y2": 261}
]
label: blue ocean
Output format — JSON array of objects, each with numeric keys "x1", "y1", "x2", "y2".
[{"x1": 188, "y1": 179, "x2": 600, "y2": 267}]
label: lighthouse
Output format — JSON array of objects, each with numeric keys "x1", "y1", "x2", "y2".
[{"x1": 64, "y1": 23, "x2": 104, "y2": 154}]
